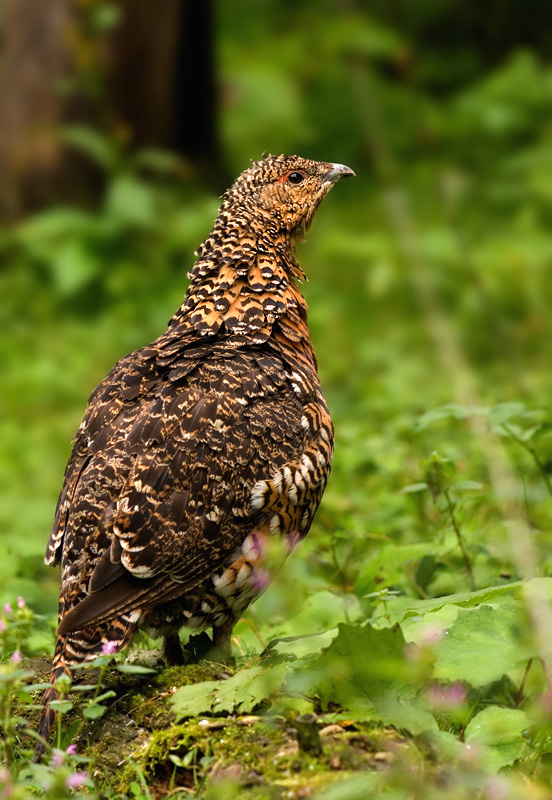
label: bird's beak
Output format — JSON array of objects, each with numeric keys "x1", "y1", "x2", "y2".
[{"x1": 324, "y1": 163, "x2": 356, "y2": 184}]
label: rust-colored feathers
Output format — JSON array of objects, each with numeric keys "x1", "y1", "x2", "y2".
[{"x1": 38, "y1": 154, "x2": 354, "y2": 749}]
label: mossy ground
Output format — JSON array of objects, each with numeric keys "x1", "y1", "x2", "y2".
[{"x1": 20, "y1": 654, "x2": 405, "y2": 798}]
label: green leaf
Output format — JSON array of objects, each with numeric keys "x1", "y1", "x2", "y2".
[
  {"x1": 401, "y1": 482, "x2": 428, "y2": 494},
  {"x1": 83, "y1": 704, "x2": 107, "y2": 720},
  {"x1": 117, "y1": 664, "x2": 156, "y2": 674},
  {"x1": 487, "y1": 402, "x2": 527, "y2": 427},
  {"x1": 264, "y1": 629, "x2": 339, "y2": 662},
  {"x1": 452, "y1": 480, "x2": 484, "y2": 491},
  {"x1": 465, "y1": 706, "x2": 530, "y2": 771},
  {"x1": 434, "y1": 604, "x2": 531, "y2": 686},
  {"x1": 49, "y1": 239, "x2": 99, "y2": 296},
  {"x1": 106, "y1": 176, "x2": 157, "y2": 228},
  {"x1": 94, "y1": 690, "x2": 116, "y2": 703},
  {"x1": 48, "y1": 700, "x2": 73, "y2": 713},
  {"x1": 298, "y1": 623, "x2": 435, "y2": 734},
  {"x1": 402, "y1": 582, "x2": 522, "y2": 618},
  {"x1": 171, "y1": 664, "x2": 287, "y2": 720}
]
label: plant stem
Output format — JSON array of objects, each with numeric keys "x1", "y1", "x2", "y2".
[
  {"x1": 501, "y1": 422, "x2": 552, "y2": 497},
  {"x1": 443, "y1": 489, "x2": 476, "y2": 591},
  {"x1": 514, "y1": 657, "x2": 534, "y2": 708}
]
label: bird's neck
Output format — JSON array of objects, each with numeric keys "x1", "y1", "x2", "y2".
[{"x1": 168, "y1": 206, "x2": 317, "y2": 371}]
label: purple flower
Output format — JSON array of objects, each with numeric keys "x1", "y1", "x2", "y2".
[
  {"x1": 66, "y1": 744, "x2": 77, "y2": 756},
  {"x1": 51, "y1": 749, "x2": 64, "y2": 767},
  {"x1": 10, "y1": 651, "x2": 21, "y2": 664},
  {"x1": 65, "y1": 772, "x2": 88, "y2": 789},
  {"x1": 426, "y1": 682, "x2": 467, "y2": 710},
  {"x1": 101, "y1": 640, "x2": 117, "y2": 655},
  {"x1": 0, "y1": 620, "x2": 7, "y2": 633},
  {"x1": 16, "y1": 597, "x2": 25, "y2": 609},
  {"x1": 3, "y1": 604, "x2": 12, "y2": 615}
]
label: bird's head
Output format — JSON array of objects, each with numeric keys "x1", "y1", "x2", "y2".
[{"x1": 223, "y1": 154, "x2": 355, "y2": 238}]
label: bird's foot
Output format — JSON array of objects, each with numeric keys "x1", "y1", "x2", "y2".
[
  {"x1": 210, "y1": 620, "x2": 236, "y2": 666},
  {"x1": 162, "y1": 632, "x2": 186, "y2": 666}
]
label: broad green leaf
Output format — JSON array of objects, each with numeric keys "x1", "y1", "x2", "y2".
[
  {"x1": 434, "y1": 604, "x2": 531, "y2": 686},
  {"x1": 377, "y1": 695, "x2": 438, "y2": 735},
  {"x1": 171, "y1": 664, "x2": 287, "y2": 720},
  {"x1": 298, "y1": 623, "x2": 435, "y2": 734},
  {"x1": 264, "y1": 629, "x2": 339, "y2": 661},
  {"x1": 402, "y1": 582, "x2": 522, "y2": 618},
  {"x1": 465, "y1": 706, "x2": 530, "y2": 771},
  {"x1": 401, "y1": 604, "x2": 460, "y2": 645},
  {"x1": 424, "y1": 729, "x2": 465, "y2": 760}
]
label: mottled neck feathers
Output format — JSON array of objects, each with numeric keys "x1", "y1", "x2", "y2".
[{"x1": 170, "y1": 202, "x2": 314, "y2": 364}]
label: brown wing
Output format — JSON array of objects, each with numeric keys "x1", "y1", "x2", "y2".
[{"x1": 54, "y1": 340, "x2": 316, "y2": 635}]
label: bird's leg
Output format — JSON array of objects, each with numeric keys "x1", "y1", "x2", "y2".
[
  {"x1": 210, "y1": 618, "x2": 235, "y2": 665},
  {"x1": 162, "y1": 632, "x2": 186, "y2": 666}
]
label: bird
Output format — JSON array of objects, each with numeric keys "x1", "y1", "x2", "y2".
[{"x1": 37, "y1": 153, "x2": 355, "y2": 750}]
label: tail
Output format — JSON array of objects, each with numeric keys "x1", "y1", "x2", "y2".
[
  {"x1": 35, "y1": 618, "x2": 136, "y2": 760},
  {"x1": 35, "y1": 663, "x2": 69, "y2": 761}
]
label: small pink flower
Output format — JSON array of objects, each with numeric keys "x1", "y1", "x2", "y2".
[
  {"x1": 0, "y1": 768, "x2": 9, "y2": 782},
  {"x1": 421, "y1": 624, "x2": 445, "y2": 646},
  {"x1": 0, "y1": 620, "x2": 7, "y2": 633},
  {"x1": 51, "y1": 749, "x2": 64, "y2": 767},
  {"x1": 3, "y1": 604, "x2": 12, "y2": 615},
  {"x1": 485, "y1": 776, "x2": 510, "y2": 800},
  {"x1": 66, "y1": 744, "x2": 77, "y2": 756},
  {"x1": 10, "y1": 651, "x2": 21, "y2": 664},
  {"x1": 16, "y1": 597, "x2": 25, "y2": 609},
  {"x1": 101, "y1": 640, "x2": 117, "y2": 655},
  {"x1": 426, "y1": 682, "x2": 466, "y2": 710},
  {"x1": 65, "y1": 771, "x2": 88, "y2": 789}
]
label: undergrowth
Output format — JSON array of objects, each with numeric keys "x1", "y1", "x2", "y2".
[{"x1": 3, "y1": 4, "x2": 552, "y2": 797}]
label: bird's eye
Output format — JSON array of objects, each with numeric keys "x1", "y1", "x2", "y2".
[{"x1": 287, "y1": 171, "x2": 304, "y2": 184}]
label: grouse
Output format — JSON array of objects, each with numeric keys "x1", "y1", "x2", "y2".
[{"x1": 38, "y1": 154, "x2": 354, "y2": 747}]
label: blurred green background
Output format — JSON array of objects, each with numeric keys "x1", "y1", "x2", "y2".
[{"x1": 2, "y1": 0, "x2": 552, "y2": 634}]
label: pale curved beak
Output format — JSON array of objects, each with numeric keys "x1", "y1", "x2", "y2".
[{"x1": 324, "y1": 163, "x2": 356, "y2": 183}]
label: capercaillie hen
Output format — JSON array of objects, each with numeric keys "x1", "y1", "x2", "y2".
[{"x1": 38, "y1": 154, "x2": 354, "y2": 748}]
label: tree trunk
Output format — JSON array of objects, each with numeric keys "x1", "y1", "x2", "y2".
[
  {"x1": 0, "y1": 0, "x2": 77, "y2": 220},
  {"x1": 0, "y1": 0, "x2": 224, "y2": 221}
]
